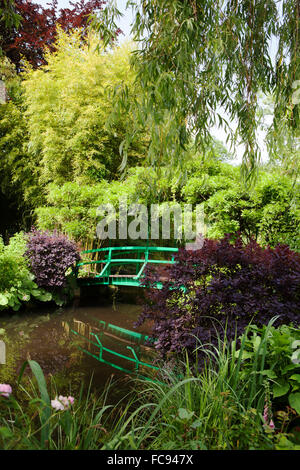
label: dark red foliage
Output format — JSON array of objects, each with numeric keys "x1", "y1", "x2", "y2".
[
  {"x1": 137, "y1": 234, "x2": 300, "y2": 358},
  {"x1": 1, "y1": 0, "x2": 116, "y2": 71},
  {"x1": 25, "y1": 229, "x2": 80, "y2": 288}
]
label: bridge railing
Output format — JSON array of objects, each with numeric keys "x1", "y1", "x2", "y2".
[{"x1": 74, "y1": 246, "x2": 178, "y2": 287}]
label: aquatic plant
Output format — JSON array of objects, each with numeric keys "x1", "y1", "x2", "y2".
[{"x1": 1, "y1": 322, "x2": 300, "y2": 450}]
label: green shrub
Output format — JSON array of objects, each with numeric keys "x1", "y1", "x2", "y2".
[
  {"x1": 237, "y1": 323, "x2": 300, "y2": 417},
  {"x1": 0, "y1": 233, "x2": 52, "y2": 312},
  {"x1": 103, "y1": 320, "x2": 300, "y2": 450}
]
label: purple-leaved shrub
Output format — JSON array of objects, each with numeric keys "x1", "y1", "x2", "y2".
[
  {"x1": 137, "y1": 234, "x2": 300, "y2": 358},
  {"x1": 25, "y1": 229, "x2": 80, "y2": 289}
]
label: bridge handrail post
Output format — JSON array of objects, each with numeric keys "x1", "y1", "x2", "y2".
[
  {"x1": 92, "y1": 333, "x2": 103, "y2": 361},
  {"x1": 106, "y1": 247, "x2": 112, "y2": 278},
  {"x1": 127, "y1": 346, "x2": 140, "y2": 372}
]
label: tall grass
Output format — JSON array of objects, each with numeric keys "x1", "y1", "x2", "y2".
[
  {"x1": 0, "y1": 318, "x2": 281, "y2": 450},
  {"x1": 102, "y1": 319, "x2": 279, "y2": 450},
  {"x1": 0, "y1": 361, "x2": 135, "y2": 450}
]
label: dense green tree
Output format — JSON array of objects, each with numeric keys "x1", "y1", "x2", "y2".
[
  {"x1": 0, "y1": 0, "x2": 21, "y2": 43},
  {"x1": 0, "y1": 55, "x2": 41, "y2": 236},
  {"x1": 35, "y1": 179, "x2": 138, "y2": 246},
  {"x1": 0, "y1": 98, "x2": 38, "y2": 225},
  {"x1": 0, "y1": 28, "x2": 150, "y2": 237},
  {"x1": 22, "y1": 29, "x2": 148, "y2": 186},
  {"x1": 182, "y1": 159, "x2": 300, "y2": 249},
  {"x1": 34, "y1": 154, "x2": 300, "y2": 251},
  {"x1": 92, "y1": 0, "x2": 300, "y2": 181}
]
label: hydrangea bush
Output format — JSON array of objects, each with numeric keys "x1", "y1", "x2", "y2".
[{"x1": 138, "y1": 234, "x2": 300, "y2": 358}]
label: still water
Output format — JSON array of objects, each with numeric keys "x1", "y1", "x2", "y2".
[{"x1": 0, "y1": 290, "x2": 155, "y2": 402}]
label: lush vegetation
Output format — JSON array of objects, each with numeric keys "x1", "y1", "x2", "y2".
[
  {"x1": 33, "y1": 158, "x2": 300, "y2": 251},
  {"x1": 22, "y1": 30, "x2": 146, "y2": 187},
  {"x1": 0, "y1": 20, "x2": 298, "y2": 249},
  {"x1": 0, "y1": 0, "x2": 299, "y2": 452},
  {"x1": 93, "y1": 0, "x2": 299, "y2": 180},
  {"x1": 0, "y1": 29, "x2": 148, "y2": 234},
  {"x1": 0, "y1": 233, "x2": 53, "y2": 312},
  {"x1": 1, "y1": 322, "x2": 300, "y2": 450},
  {"x1": 138, "y1": 235, "x2": 300, "y2": 358},
  {"x1": 0, "y1": 231, "x2": 80, "y2": 312}
]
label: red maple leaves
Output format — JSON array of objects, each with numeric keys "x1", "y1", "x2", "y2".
[{"x1": 1, "y1": 0, "x2": 114, "y2": 71}]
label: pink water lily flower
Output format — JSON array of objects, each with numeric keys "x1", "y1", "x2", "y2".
[
  {"x1": 0, "y1": 384, "x2": 12, "y2": 398},
  {"x1": 51, "y1": 395, "x2": 75, "y2": 411}
]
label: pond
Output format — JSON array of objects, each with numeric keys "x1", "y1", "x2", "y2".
[{"x1": 0, "y1": 288, "x2": 155, "y2": 404}]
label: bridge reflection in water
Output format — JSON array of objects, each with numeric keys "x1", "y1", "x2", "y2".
[{"x1": 63, "y1": 316, "x2": 160, "y2": 382}]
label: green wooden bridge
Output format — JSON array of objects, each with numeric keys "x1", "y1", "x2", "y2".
[
  {"x1": 72, "y1": 246, "x2": 179, "y2": 382},
  {"x1": 74, "y1": 245, "x2": 178, "y2": 289}
]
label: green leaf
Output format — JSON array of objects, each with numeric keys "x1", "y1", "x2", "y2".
[
  {"x1": 273, "y1": 381, "x2": 290, "y2": 398},
  {"x1": 12, "y1": 303, "x2": 21, "y2": 311},
  {"x1": 34, "y1": 291, "x2": 52, "y2": 302},
  {"x1": 0, "y1": 427, "x2": 13, "y2": 439},
  {"x1": 0, "y1": 294, "x2": 8, "y2": 306},
  {"x1": 18, "y1": 360, "x2": 51, "y2": 448},
  {"x1": 252, "y1": 335, "x2": 261, "y2": 352},
  {"x1": 290, "y1": 374, "x2": 300, "y2": 384},
  {"x1": 282, "y1": 364, "x2": 298, "y2": 374},
  {"x1": 276, "y1": 435, "x2": 300, "y2": 450},
  {"x1": 291, "y1": 350, "x2": 300, "y2": 364},
  {"x1": 234, "y1": 350, "x2": 253, "y2": 360},
  {"x1": 288, "y1": 393, "x2": 300, "y2": 415},
  {"x1": 178, "y1": 408, "x2": 194, "y2": 421},
  {"x1": 260, "y1": 369, "x2": 277, "y2": 379}
]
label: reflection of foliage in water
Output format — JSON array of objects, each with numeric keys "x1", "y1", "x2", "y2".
[
  {"x1": 1, "y1": 304, "x2": 148, "y2": 407},
  {"x1": 0, "y1": 309, "x2": 123, "y2": 403},
  {"x1": 0, "y1": 330, "x2": 23, "y2": 385},
  {"x1": 0, "y1": 312, "x2": 54, "y2": 387}
]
